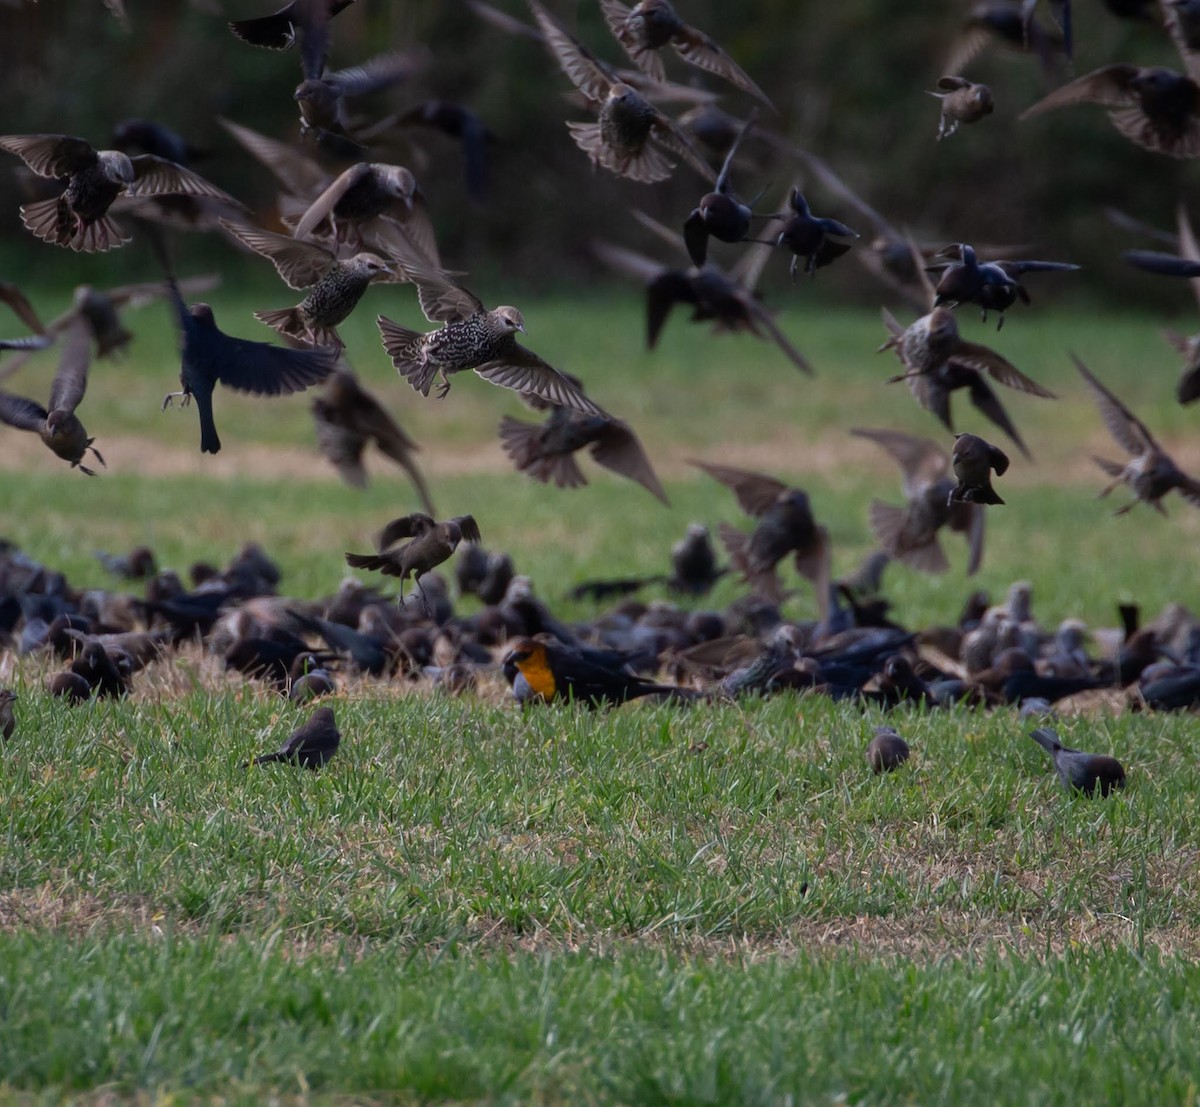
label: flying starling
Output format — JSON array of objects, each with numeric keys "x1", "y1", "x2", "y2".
[
  {"x1": 683, "y1": 111, "x2": 759, "y2": 267},
  {"x1": 528, "y1": 0, "x2": 716, "y2": 185},
  {"x1": 1073, "y1": 354, "x2": 1200, "y2": 514},
  {"x1": 0, "y1": 318, "x2": 104, "y2": 475},
  {"x1": 851, "y1": 427, "x2": 985, "y2": 575},
  {"x1": 691, "y1": 460, "x2": 831, "y2": 612},
  {"x1": 944, "y1": 2, "x2": 1066, "y2": 79},
  {"x1": 311, "y1": 367, "x2": 436, "y2": 512},
  {"x1": 1020, "y1": 65, "x2": 1200, "y2": 158},
  {"x1": 928, "y1": 243, "x2": 1079, "y2": 328},
  {"x1": 160, "y1": 274, "x2": 340, "y2": 455},
  {"x1": 498, "y1": 404, "x2": 667, "y2": 504},
  {"x1": 598, "y1": 0, "x2": 774, "y2": 108},
  {"x1": 220, "y1": 220, "x2": 394, "y2": 348},
  {"x1": 392, "y1": 100, "x2": 495, "y2": 203},
  {"x1": 879, "y1": 304, "x2": 1056, "y2": 458},
  {"x1": 243, "y1": 706, "x2": 342, "y2": 770},
  {"x1": 229, "y1": 0, "x2": 355, "y2": 50},
  {"x1": 927, "y1": 77, "x2": 994, "y2": 140},
  {"x1": 773, "y1": 187, "x2": 859, "y2": 279},
  {"x1": 949, "y1": 432, "x2": 1009, "y2": 505},
  {"x1": 377, "y1": 228, "x2": 603, "y2": 414},
  {"x1": 345, "y1": 513, "x2": 481, "y2": 613},
  {"x1": 0, "y1": 282, "x2": 45, "y2": 337},
  {"x1": 0, "y1": 134, "x2": 240, "y2": 252}
]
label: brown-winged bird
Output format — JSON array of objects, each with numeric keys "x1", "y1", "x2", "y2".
[
  {"x1": 312, "y1": 368, "x2": 436, "y2": 512},
  {"x1": 599, "y1": 0, "x2": 773, "y2": 108},
  {"x1": 0, "y1": 319, "x2": 104, "y2": 475},
  {"x1": 0, "y1": 134, "x2": 240, "y2": 252},
  {"x1": 1030, "y1": 727, "x2": 1125, "y2": 796},
  {"x1": 0, "y1": 282, "x2": 44, "y2": 336},
  {"x1": 528, "y1": 0, "x2": 716, "y2": 185},
  {"x1": 949, "y1": 433, "x2": 1009, "y2": 505},
  {"x1": 1020, "y1": 65, "x2": 1200, "y2": 158},
  {"x1": 160, "y1": 276, "x2": 340, "y2": 454},
  {"x1": 345, "y1": 513, "x2": 481, "y2": 613},
  {"x1": 851, "y1": 427, "x2": 985, "y2": 575},
  {"x1": 243, "y1": 706, "x2": 341, "y2": 770},
  {"x1": 929, "y1": 243, "x2": 1079, "y2": 329},
  {"x1": 498, "y1": 404, "x2": 668, "y2": 504},
  {"x1": 221, "y1": 220, "x2": 394, "y2": 348},
  {"x1": 927, "y1": 77, "x2": 994, "y2": 140},
  {"x1": 945, "y1": 2, "x2": 1066, "y2": 79},
  {"x1": 1073, "y1": 354, "x2": 1200, "y2": 514},
  {"x1": 377, "y1": 227, "x2": 603, "y2": 414},
  {"x1": 691, "y1": 460, "x2": 831, "y2": 612}
]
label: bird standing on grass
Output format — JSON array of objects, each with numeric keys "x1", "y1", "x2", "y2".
[
  {"x1": 0, "y1": 690, "x2": 15, "y2": 741},
  {"x1": 244, "y1": 706, "x2": 341, "y2": 770},
  {"x1": 866, "y1": 726, "x2": 909, "y2": 773},
  {"x1": 1029, "y1": 727, "x2": 1125, "y2": 796}
]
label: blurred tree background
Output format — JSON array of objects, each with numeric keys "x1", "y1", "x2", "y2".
[{"x1": 0, "y1": 0, "x2": 1193, "y2": 303}]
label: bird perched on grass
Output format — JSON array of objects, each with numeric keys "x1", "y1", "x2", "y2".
[
  {"x1": 1072, "y1": 354, "x2": 1200, "y2": 514},
  {"x1": 503, "y1": 634, "x2": 693, "y2": 707},
  {"x1": 159, "y1": 268, "x2": 340, "y2": 455},
  {"x1": 928, "y1": 243, "x2": 1079, "y2": 329},
  {"x1": 345, "y1": 513, "x2": 481, "y2": 614},
  {"x1": 377, "y1": 228, "x2": 603, "y2": 414},
  {"x1": 0, "y1": 319, "x2": 104, "y2": 476},
  {"x1": 528, "y1": 0, "x2": 716, "y2": 185},
  {"x1": 0, "y1": 133, "x2": 240, "y2": 251},
  {"x1": 928, "y1": 77, "x2": 994, "y2": 140},
  {"x1": 949, "y1": 433, "x2": 1009, "y2": 505},
  {"x1": 311, "y1": 368, "x2": 435, "y2": 511},
  {"x1": 1029, "y1": 727, "x2": 1125, "y2": 796},
  {"x1": 598, "y1": 0, "x2": 773, "y2": 108},
  {"x1": 773, "y1": 187, "x2": 858, "y2": 279},
  {"x1": 243, "y1": 706, "x2": 341, "y2": 770},
  {"x1": 866, "y1": 726, "x2": 909, "y2": 773},
  {"x1": 220, "y1": 220, "x2": 395, "y2": 348},
  {"x1": 683, "y1": 110, "x2": 759, "y2": 266},
  {"x1": 851, "y1": 427, "x2": 986, "y2": 575},
  {"x1": 498, "y1": 404, "x2": 667, "y2": 504},
  {"x1": 0, "y1": 689, "x2": 15, "y2": 741},
  {"x1": 691, "y1": 460, "x2": 831, "y2": 612}
]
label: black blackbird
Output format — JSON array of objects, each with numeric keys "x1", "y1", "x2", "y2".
[
  {"x1": 866, "y1": 726, "x2": 909, "y2": 773},
  {"x1": 0, "y1": 689, "x2": 14, "y2": 740},
  {"x1": 244, "y1": 706, "x2": 341, "y2": 770},
  {"x1": 1029, "y1": 728, "x2": 1125, "y2": 796}
]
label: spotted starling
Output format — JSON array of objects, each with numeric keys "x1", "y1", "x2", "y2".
[
  {"x1": 243, "y1": 706, "x2": 341, "y2": 770},
  {"x1": 0, "y1": 318, "x2": 104, "y2": 475},
  {"x1": 221, "y1": 220, "x2": 393, "y2": 348},
  {"x1": 1029, "y1": 728, "x2": 1125, "y2": 796},
  {"x1": 851, "y1": 427, "x2": 985, "y2": 575},
  {"x1": 345, "y1": 513, "x2": 481, "y2": 612},
  {"x1": 529, "y1": 0, "x2": 716, "y2": 185},
  {"x1": 498, "y1": 405, "x2": 667, "y2": 503},
  {"x1": 949, "y1": 433, "x2": 1009, "y2": 505},
  {"x1": 879, "y1": 304, "x2": 1055, "y2": 458},
  {"x1": 1021, "y1": 65, "x2": 1200, "y2": 158},
  {"x1": 774, "y1": 187, "x2": 858, "y2": 279},
  {"x1": 160, "y1": 275, "x2": 340, "y2": 455},
  {"x1": 311, "y1": 368, "x2": 435, "y2": 512},
  {"x1": 377, "y1": 228, "x2": 603, "y2": 414},
  {"x1": 683, "y1": 111, "x2": 758, "y2": 267},
  {"x1": 599, "y1": 0, "x2": 774, "y2": 108},
  {"x1": 1073, "y1": 354, "x2": 1200, "y2": 514},
  {"x1": 929, "y1": 243, "x2": 1079, "y2": 328},
  {"x1": 0, "y1": 134, "x2": 240, "y2": 252},
  {"x1": 927, "y1": 77, "x2": 994, "y2": 140}
]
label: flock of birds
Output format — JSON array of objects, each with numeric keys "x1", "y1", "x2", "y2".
[{"x1": 2, "y1": 0, "x2": 1200, "y2": 787}]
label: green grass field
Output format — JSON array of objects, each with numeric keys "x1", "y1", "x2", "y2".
[{"x1": 2, "y1": 287, "x2": 1200, "y2": 1102}]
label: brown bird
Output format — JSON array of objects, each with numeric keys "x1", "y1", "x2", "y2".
[
  {"x1": 220, "y1": 220, "x2": 394, "y2": 348},
  {"x1": 880, "y1": 302, "x2": 1056, "y2": 459},
  {"x1": 691, "y1": 460, "x2": 831, "y2": 612},
  {"x1": 377, "y1": 227, "x2": 602, "y2": 414},
  {"x1": 0, "y1": 282, "x2": 44, "y2": 336},
  {"x1": 1073, "y1": 354, "x2": 1200, "y2": 514},
  {"x1": 949, "y1": 432, "x2": 1009, "y2": 505},
  {"x1": 0, "y1": 318, "x2": 104, "y2": 475},
  {"x1": 945, "y1": 1, "x2": 1066, "y2": 79},
  {"x1": 243, "y1": 706, "x2": 341, "y2": 770},
  {"x1": 292, "y1": 161, "x2": 437, "y2": 260},
  {"x1": 499, "y1": 404, "x2": 667, "y2": 504},
  {"x1": 599, "y1": 0, "x2": 773, "y2": 108},
  {"x1": 927, "y1": 76, "x2": 994, "y2": 140},
  {"x1": 529, "y1": 0, "x2": 716, "y2": 185},
  {"x1": 851, "y1": 427, "x2": 986, "y2": 575},
  {"x1": 346, "y1": 513, "x2": 481, "y2": 614},
  {"x1": 311, "y1": 367, "x2": 435, "y2": 512},
  {"x1": 866, "y1": 726, "x2": 909, "y2": 773},
  {"x1": 1020, "y1": 65, "x2": 1200, "y2": 157},
  {"x1": 0, "y1": 134, "x2": 240, "y2": 252},
  {"x1": 0, "y1": 689, "x2": 14, "y2": 741}
]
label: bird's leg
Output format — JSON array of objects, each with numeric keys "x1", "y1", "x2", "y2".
[
  {"x1": 161, "y1": 390, "x2": 192, "y2": 412},
  {"x1": 76, "y1": 462, "x2": 98, "y2": 477},
  {"x1": 789, "y1": 255, "x2": 799, "y2": 282},
  {"x1": 416, "y1": 576, "x2": 433, "y2": 619},
  {"x1": 86, "y1": 440, "x2": 106, "y2": 468},
  {"x1": 435, "y1": 371, "x2": 452, "y2": 400}
]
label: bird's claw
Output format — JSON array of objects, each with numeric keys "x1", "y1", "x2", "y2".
[{"x1": 161, "y1": 390, "x2": 191, "y2": 412}]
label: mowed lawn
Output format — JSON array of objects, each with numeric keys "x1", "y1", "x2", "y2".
[{"x1": 2, "y1": 286, "x2": 1200, "y2": 1102}]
